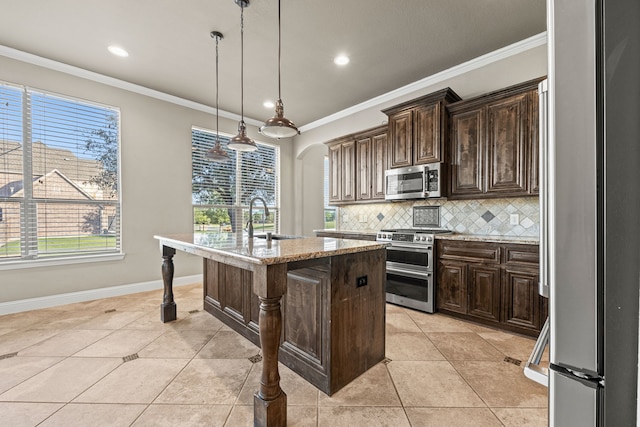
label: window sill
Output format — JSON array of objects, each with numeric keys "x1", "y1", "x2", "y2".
[{"x1": 0, "y1": 252, "x2": 125, "y2": 271}]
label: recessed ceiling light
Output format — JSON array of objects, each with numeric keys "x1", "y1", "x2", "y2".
[
  {"x1": 263, "y1": 100, "x2": 275, "y2": 109},
  {"x1": 108, "y1": 45, "x2": 129, "y2": 58},
  {"x1": 334, "y1": 54, "x2": 349, "y2": 66}
]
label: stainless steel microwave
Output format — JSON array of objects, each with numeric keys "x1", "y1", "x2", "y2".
[{"x1": 385, "y1": 163, "x2": 443, "y2": 200}]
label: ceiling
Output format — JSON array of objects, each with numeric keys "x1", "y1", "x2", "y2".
[{"x1": 0, "y1": 0, "x2": 546, "y2": 129}]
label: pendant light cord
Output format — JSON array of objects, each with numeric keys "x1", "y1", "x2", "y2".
[
  {"x1": 215, "y1": 34, "x2": 220, "y2": 144},
  {"x1": 240, "y1": 3, "x2": 245, "y2": 122},
  {"x1": 277, "y1": 0, "x2": 282, "y2": 100}
]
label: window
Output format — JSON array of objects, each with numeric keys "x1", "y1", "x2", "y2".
[
  {"x1": 0, "y1": 82, "x2": 121, "y2": 262},
  {"x1": 192, "y1": 128, "x2": 279, "y2": 236},
  {"x1": 323, "y1": 156, "x2": 336, "y2": 229}
]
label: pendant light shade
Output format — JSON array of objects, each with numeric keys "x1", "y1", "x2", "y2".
[
  {"x1": 260, "y1": 0, "x2": 299, "y2": 139},
  {"x1": 205, "y1": 31, "x2": 231, "y2": 162},
  {"x1": 228, "y1": 0, "x2": 257, "y2": 152}
]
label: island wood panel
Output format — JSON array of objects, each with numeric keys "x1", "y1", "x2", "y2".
[{"x1": 203, "y1": 249, "x2": 386, "y2": 395}]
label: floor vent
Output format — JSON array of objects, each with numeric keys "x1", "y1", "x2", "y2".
[
  {"x1": 504, "y1": 356, "x2": 522, "y2": 366},
  {"x1": 248, "y1": 354, "x2": 262, "y2": 364},
  {"x1": 104, "y1": 309, "x2": 116, "y2": 313},
  {"x1": 123, "y1": 353, "x2": 139, "y2": 362},
  {"x1": 382, "y1": 357, "x2": 392, "y2": 365},
  {"x1": 0, "y1": 352, "x2": 18, "y2": 360},
  {"x1": 188, "y1": 309, "x2": 199, "y2": 314}
]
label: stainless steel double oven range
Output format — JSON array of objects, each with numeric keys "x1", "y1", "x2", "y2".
[{"x1": 376, "y1": 228, "x2": 450, "y2": 313}]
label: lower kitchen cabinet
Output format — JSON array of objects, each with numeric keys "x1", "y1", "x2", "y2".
[
  {"x1": 202, "y1": 250, "x2": 386, "y2": 395},
  {"x1": 437, "y1": 239, "x2": 545, "y2": 336}
]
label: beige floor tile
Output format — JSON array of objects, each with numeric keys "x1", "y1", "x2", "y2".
[
  {"x1": 39, "y1": 403, "x2": 147, "y2": 426},
  {"x1": 426, "y1": 332, "x2": 505, "y2": 361},
  {"x1": 73, "y1": 310, "x2": 147, "y2": 330},
  {"x1": 155, "y1": 358, "x2": 252, "y2": 405},
  {"x1": 409, "y1": 312, "x2": 478, "y2": 333},
  {"x1": 478, "y1": 331, "x2": 544, "y2": 362},
  {"x1": 387, "y1": 361, "x2": 485, "y2": 407},
  {"x1": 132, "y1": 404, "x2": 232, "y2": 427},
  {"x1": 318, "y1": 363, "x2": 401, "y2": 407},
  {"x1": 0, "y1": 311, "x2": 52, "y2": 330},
  {"x1": 0, "y1": 402, "x2": 64, "y2": 426},
  {"x1": 385, "y1": 303, "x2": 408, "y2": 314},
  {"x1": 0, "y1": 356, "x2": 64, "y2": 394},
  {"x1": 138, "y1": 330, "x2": 216, "y2": 359},
  {"x1": 0, "y1": 328, "x2": 15, "y2": 337},
  {"x1": 19, "y1": 329, "x2": 113, "y2": 357},
  {"x1": 222, "y1": 405, "x2": 316, "y2": 427},
  {"x1": 493, "y1": 407, "x2": 548, "y2": 427},
  {"x1": 119, "y1": 310, "x2": 183, "y2": 330},
  {"x1": 452, "y1": 360, "x2": 548, "y2": 408},
  {"x1": 385, "y1": 312, "x2": 422, "y2": 333},
  {"x1": 197, "y1": 330, "x2": 260, "y2": 359},
  {"x1": 385, "y1": 332, "x2": 445, "y2": 361},
  {"x1": 0, "y1": 357, "x2": 121, "y2": 402},
  {"x1": 237, "y1": 363, "x2": 318, "y2": 406},
  {"x1": 0, "y1": 329, "x2": 62, "y2": 355},
  {"x1": 27, "y1": 311, "x2": 102, "y2": 330},
  {"x1": 72, "y1": 328, "x2": 164, "y2": 358},
  {"x1": 74, "y1": 358, "x2": 189, "y2": 404},
  {"x1": 169, "y1": 310, "x2": 227, "y2": 331},
  {"x1": 405, "y1": 407, "x2": 503, "y2": 426},
  {"x1": 318, "y1": 406, "x2": 411, "y2": 427}
]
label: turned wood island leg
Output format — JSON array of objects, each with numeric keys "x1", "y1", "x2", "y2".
[
  {"x1": 253, "y1": 264, "x2": 287, "y2": 427},
  {"x1": 160, "y1": 245, "x2": 177, "y2": 323}
]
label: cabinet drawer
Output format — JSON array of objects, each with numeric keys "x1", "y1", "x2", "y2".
[
  {"x1": 504, "y1": 244, "x2": 539, "y2": 266},
  {"x1": 438, "y1": 241, "x2": 500, "y2": 263}
]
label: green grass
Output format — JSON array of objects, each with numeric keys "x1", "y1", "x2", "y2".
[{"x1": 0, "y1": 235, "x2": 117, "y2": 257}]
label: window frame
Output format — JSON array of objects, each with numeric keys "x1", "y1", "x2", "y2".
[{"x1": 0, "y1": 81, "x2": 123, "y2": 269}]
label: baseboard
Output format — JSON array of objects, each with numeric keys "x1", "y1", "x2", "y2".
[{"x1": 0, "y1": 274, "x2": 203, "y2": 315}]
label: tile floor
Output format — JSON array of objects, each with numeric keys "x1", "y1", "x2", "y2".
[{"x1": 0, "y1": 283, "x2": 548, "y2": 426}]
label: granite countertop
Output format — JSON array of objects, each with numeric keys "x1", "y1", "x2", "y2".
[
  {"x1": 435, "y1": 233, "x2": 539, "y2": 245},
  {"x1": 154, "y1": 233, "x2": 387, "y2": 265}
]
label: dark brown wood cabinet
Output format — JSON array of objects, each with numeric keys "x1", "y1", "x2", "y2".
[
  {"x1": 326, "y1": 125, "x2": 387, "y2": 205},
  {"x1": 437, "y1": 239, "x2": 545, "y2": 336},
  {"x1": 203, "y1": 249, "x2": 386, "y2": 395},
  {"x1": 448, "y1": 77, "x2": 544, "y2": 199},
  {"x1": 383, "y1": 88, "x2": 461, "y2": 168}
]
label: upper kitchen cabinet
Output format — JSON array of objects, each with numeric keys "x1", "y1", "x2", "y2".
[
  {"x1": 383, "y1": 88, "x2": 461, "y2": 168},
  {"x1": 326, "y1": 125, "x2": 387, "y2": 205},
  {"x1": 448, "y1": 77, "x2": 544, "y2": 199}
]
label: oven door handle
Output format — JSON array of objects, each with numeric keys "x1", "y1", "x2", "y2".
[
  {"x1": 386, "y1": 245, "x2": 432, "y2": 252},
  {"x1": 386, "y1": 266, "x2": 432, "y2": 280}
]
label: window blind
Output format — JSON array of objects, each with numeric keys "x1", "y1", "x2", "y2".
[
  {"x1": 192, "y1": 128, "x2": 279, "y2": 234},
  {"x1": 0, "y1": 83, "x2": 121, "y2": 260}
]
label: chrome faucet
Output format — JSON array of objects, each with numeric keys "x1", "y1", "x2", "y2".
[{"x1": 247, "y1": 197, "x2": 270, "y2": 238}]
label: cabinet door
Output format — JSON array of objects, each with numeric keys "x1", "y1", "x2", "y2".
[
  {"x1": 414, "y1": 103, "x2": 441, "y2": 164},
  {"x1": 437, "y1": 260, "x2": 467, "y2": 314},
  {"x1": 502, "y1": 267, "x2": 541, "y2": 331},
  {"x1": 486, "y1": 93, "x2": 528, "y2": 195},
  {"x1": 450, "y1": 108, "x2": 485, "y2": 198},
  {"x1": 467, "y1": 264, "x2": 501, "y2": 322},
  {"x1": 355, "y1": 136, "x2": 372, "y2": 200},
  {"x1": 341, "y1": 140, "x2": 356, "y2": 202},
  {"x1": 389, "y1": 109, "x2": 413, "y2": 168},
  {"x1": 328, "y1": 143, "x2": 342, "y2": 203},
  {"x1": 371, "y1": 132, "x2": 388, "y2": 199}
]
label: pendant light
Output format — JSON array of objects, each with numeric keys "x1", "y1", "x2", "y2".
[
  {"x1": 228, "y1": 0, "x2": 257, "y2": 152},
  {"x1": 205, "y1": 31, "x2": 231, "y2": 162},
  {"x1": 259, "y1": 0, "x2": 300, "y2": 139}
]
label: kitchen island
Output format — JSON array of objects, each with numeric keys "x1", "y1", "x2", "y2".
[{"x1": 154, "y1": 233, "x2": 387, "y2": 427}]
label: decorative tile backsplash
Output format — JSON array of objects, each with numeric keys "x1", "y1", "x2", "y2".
[{"x1": 337, "y1": 197, "x2": 539, "y2": 237}]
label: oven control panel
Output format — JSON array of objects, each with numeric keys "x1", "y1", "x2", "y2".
[{"x1": 376, "y1": 232, "x2": 434, "y2": 244}]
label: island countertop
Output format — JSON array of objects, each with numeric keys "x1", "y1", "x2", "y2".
[{"x1": 154, "y1": 233, "x2": 387, "y2": 266}]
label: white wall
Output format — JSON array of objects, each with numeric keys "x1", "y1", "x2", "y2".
[{"x1": 0, "y1": 55, "x2": 294, "y2": 304}]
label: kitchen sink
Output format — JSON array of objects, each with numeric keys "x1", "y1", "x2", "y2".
[{"x1": 254, "y1": 233, "x2": 303, "y2": 240}]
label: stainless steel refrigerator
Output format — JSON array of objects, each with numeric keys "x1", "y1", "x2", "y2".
[{"x1": 527, "y1": 0, "x2": 639, "y2": 425}]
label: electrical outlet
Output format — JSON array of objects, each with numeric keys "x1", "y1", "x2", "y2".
[
  {"x1": 509, "y1": 214, "x2": 520, "y2": 225},
  {"x1": 356, "y1": 276, "x2": 368, "y2": 287}
]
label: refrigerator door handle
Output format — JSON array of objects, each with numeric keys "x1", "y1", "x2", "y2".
[
  {"x1": 538, "y1": 79, "x2": 551, "y2": 299},
  {"x1": 550, "y1": 363, "x2": 605, "y2": 389}
]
